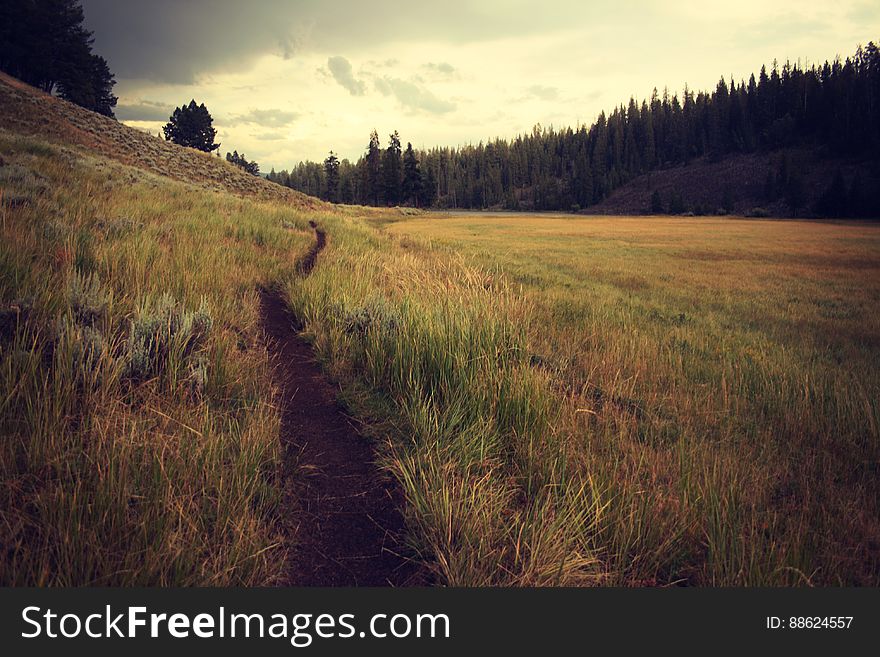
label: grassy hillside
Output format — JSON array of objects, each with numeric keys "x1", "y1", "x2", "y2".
[
  {"x1": 0, "y1": 127, "x2": 338, "y2": 584},
  {"x1": 585, "y1": 149, "x2": 880, "y2": 217},
  {"x1": 0, "y1": 72, "x2": 325, "y2": 208}
]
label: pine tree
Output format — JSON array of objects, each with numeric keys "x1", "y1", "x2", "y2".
[
  {"x1": 816, "y1": 170, "x2": 848, "y2": 217},
  {"x1": 574, "y1": 150, "x2": 593, "y2": 207},
  {"x1": 420, "y1": 166, "x2": 438, "y2": 207},
  {"x1": 366, "y1": 130, "x2": 382, "y2": 206},
  {"x1": 848, "y1": 172, "x2": 866, "y2": 217},
  {"x1": 0, "y1": 0, "x2": 117, "y2": 116},
  {"x1": 642, "y1": 102, "x2": 656, "y2": 169},
  {"x1": 339, "y1": 159, "x2": 355, "y2": 204},
  {"x1": 721, "y1": 185, "x2": 735, "y2": 213},
  {"x1": 89, "y1": 55, "x2": 117, "y2": 117},
  {"x1": 225, "y1": 150, "x2": 259, "y2": 175},
  {"x1": 402, "y1": 142, "x2": 423, "y2": 206},
  {"x1": 764, "y1": 169, "x2": 777, "y2": 200},
  {"x1": 785, "y1": 170, "x2": 806, "y2": 216},
  {"x1": 163, "y1": 101, "x2": 220, "y2": 152},
  {"x1": 323, "y1": 151, "x2": 340, "y2": 202},
  {"x1": 650, "y1": 189, "x2": 664, "y2": 214},
  {"x1": 668, "y1": 190, "x2": 686, "y2": 214},
  {"x1": 383, "y1": 131, "x2": 403, "y2": 205}
]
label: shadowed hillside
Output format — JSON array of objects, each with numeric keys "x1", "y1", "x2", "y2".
[
  {"x1": 584, "y1": 149, "x2": 880, "y2": 217},
  {"x1": 0, "y1": 71, "x2": 326, "y2": 208}
]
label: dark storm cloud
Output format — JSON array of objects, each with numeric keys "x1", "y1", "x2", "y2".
[
  {"x1": 80, "y1": 1, "x2": 656, "y2": 84},
  {"x1": 327, "y1": 56, "x2": 366, "y2": 95},
  {"x1": 81, "y1": 0, "x2": 311, "y2": 83},
  {"x1": 114, "y1": 100, "x2": 175, "y2": 121}
]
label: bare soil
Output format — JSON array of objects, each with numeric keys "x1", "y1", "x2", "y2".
[{"x1": 260, "y1": 226, "x2": 418, "y2": 586}]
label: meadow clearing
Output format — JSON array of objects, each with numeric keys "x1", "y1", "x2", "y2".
[
  {"x1": 288, "y1": 211, "x2": 880, "y2": 585},
  {"x1": 2, "y1": 126, "x2": 878, "y2": 586}
]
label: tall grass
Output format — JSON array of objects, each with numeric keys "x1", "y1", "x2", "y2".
[
  {"x1": 284, "y1": 216, "x2": 605, "y2": 585},
  {"x1": 0, "y1": 131, "x2": 312, "y2": 585},
  {"x1": 4, "y1": 124, "x2": 877, "y2": 587},
  {"x1": 387, "y1": 213, "x2": 880, "y2": 585}
]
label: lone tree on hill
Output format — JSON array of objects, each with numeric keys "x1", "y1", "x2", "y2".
[{"x1": 163, "y1": 101, "x2": 220, "y2": 152}]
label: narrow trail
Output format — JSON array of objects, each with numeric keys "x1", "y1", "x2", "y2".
[
  {"x1": 298, "y1": 220, "x2": 326, "y2": 275},
  {"x1": 260, "y1": 222, "x2": 417, "y2": 586}
]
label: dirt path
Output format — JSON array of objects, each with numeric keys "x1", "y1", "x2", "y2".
[
  {"x1": 298, "y1": 220, "x2": 325, "y2": 275},
  {"x1": 260, "y1": 223, "x2": 417, "y2": 586}
]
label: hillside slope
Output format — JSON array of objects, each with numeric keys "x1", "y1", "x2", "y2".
[
  {"x1": 0, "y1": 71, "x2": 326, "y2": 209},
  {"x1": 585, "y1": 148, "x2": 880, "y2": 217}
]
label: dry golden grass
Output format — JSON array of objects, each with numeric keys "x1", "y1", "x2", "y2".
[
  {"x1": 3, "y1": 109, "x2": 877, "y2": 586},
  {"x1": 0, "y1": 129, "x2": 320, "y2": 585},
  {"x1": 377, "y1": 212, "x2": 880, "y2": 584}
]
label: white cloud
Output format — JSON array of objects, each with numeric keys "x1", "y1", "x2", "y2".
[
  {"x1": 526, "y1": 85, "x2": 559, "y2": 101},
  {"x1": 231, "y1": 108, "x2": 299, "y2": 127},
  {"x1": 374, "y1": 76, "x2": 455, "y2": 114},
  {"x1": 327, "y1": 56, "x2": 366, "y2": 96}
]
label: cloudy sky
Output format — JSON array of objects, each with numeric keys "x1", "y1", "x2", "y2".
[{"x1": 81, "y1": 0, "x2": 879, "y2": 170}]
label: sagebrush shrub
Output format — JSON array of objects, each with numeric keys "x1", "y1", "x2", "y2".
[
  {"x1": 341, "y1": 298, "x2": 399, "y2": 336},
  {"x1": 58, "y1": 316, "x2": 108, "y2": 383},
  {"x1": 125, "y1": 293, "x2": 213, "y2": 382},
  {"x1": 68, "y1": 270, "x2": 108, "y2": 326}
]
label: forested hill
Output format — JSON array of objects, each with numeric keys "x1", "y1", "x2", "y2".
[{"x1": 269, "y1": 41, "x2": 880, "y2": 218}]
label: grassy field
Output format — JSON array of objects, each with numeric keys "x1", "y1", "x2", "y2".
[
  {"x1": 286, "y1": 211, "x2": 880, "y2": 585},
  {"x1": 2, "y1": 123, "x2": 878, "y2": 586}
]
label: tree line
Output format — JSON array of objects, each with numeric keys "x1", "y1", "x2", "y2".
[
  {"x1": 269, "y1": 41, "x2": 880, "y2": 215},
  {"x1": 268, "y1": 130, "x2": 436, "y2": 207},
  {"x1": 0, "y1": 0, "x2": 117, "y2": 116},
  {"x1": 226, "y1": 150, "x2": 260, "y2": 176}
]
